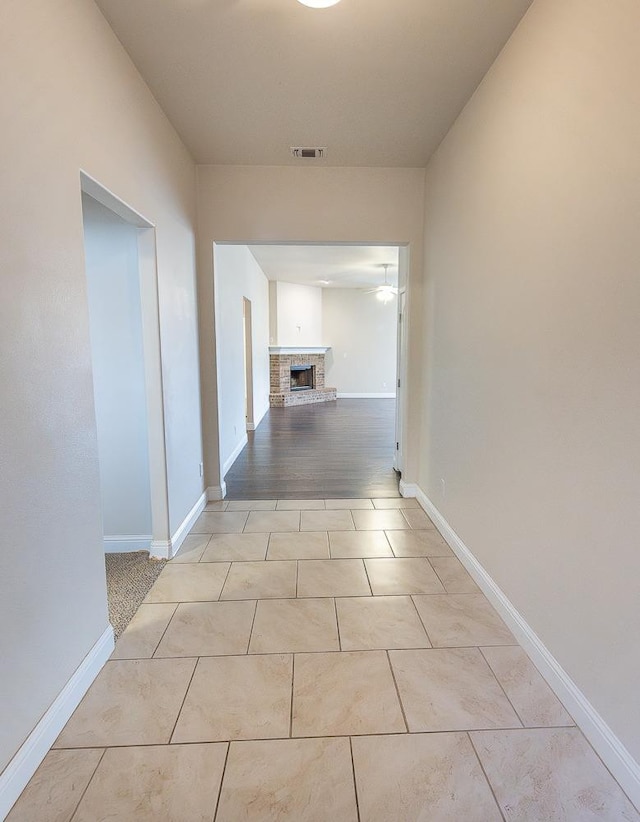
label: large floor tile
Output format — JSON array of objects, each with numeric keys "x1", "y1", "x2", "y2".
[
  {"x1": 412, "y1": 593, "x2": 515, "y2": 647},
  {"x1": 216, "y1": 738, "x2": 358, "y2": 822},
  {"x1": 471, "y1": 728, "x2": 640, "y2": 821},
  {"x1": 371, "y1": 497, "x2": 419, "y2": 509},
  {"x1": 244, "y1": 510, "x2": 301, "y2": 532},
  {"x1": 276, "y1": 498, "x2": 326, "y2": 510},
  {"x1": 172, "y1": 654, "x2": 292, "y2": 742},
  {"x1": 336, "y1": 596, "x2": 431, "y2": 650},
  {"x1": 249, "y1": 598, "x2": 339, "y2": 653},
  {"x1": 54, "y1": 658, "x2": 196, "y2": 747},
  {"x1": 191, "y1": 511, "x2": 248, "y2": 533},
  {"x1": 365, "y1": 557, "x2": 445, "y2": 595},
  {"x1": 481, "y1": 646, "x2": 574, "y2": 727},
  {"x1": 401, "y1": 508, "x2": 437, "y2": 529},
  {"x1": 297, "y1": 558, "x2": 371, "y2": 597},
  {"x1": 267, "y1": 531, "x2": 329, "y2": 560},
  {"x1": 324, "y1": 498, "x2": 373, "y2": 509},
  {"x1": 390, "y1": 648, "x2": 521, "y2": 732},
  {"x1": 352, "y1": 509, "x2": 410, "y2": 531},
  {"x1": 112, "y1": 603, "x2": 177, "y2": 659},
  {"x1": 6, "y1": 748, "x2": 104, "y2": 822},
  {"x1": 227, "y1": 499, "x2": 277, "y2": 511},
  {"x1": 201, "y1": 532, "x2": 268, "y2": 562},
  {"x1": 154, "y1": 600, "x2": 256, "y2": 657},
  {"x1": 144, "y1": 563, "x2": 230, "y2": 603},
  {"x1": 292, "y1": 650, "x2": 405, "y2": 736},
  {"x1": 170, "y1": 533, "x2": 210, "y2": 563},
  {"x1": 429, "y1": 556, "x2": 479, "y2": 592},
  {"x1": 220, "y1": 560, "x2": 297, "y2": 599},
  {"x1": 301, "y1": 510, "x2": 355, "y2": 531},
  {"x1": 351, "y1": 733, "x2": 502, "y2": 822},
  {"x1": 204, "y1": 500, "x2": 227, "y2": 511},
  {"x1": 73, "y1": 743, "x2": 227, "y2": 822},
  {"x1": 328, "y1": 530, "x2": 393, "y2": 558},
  {"x1": 386, "y1": 529, "x2": 453, "y2": 557}
]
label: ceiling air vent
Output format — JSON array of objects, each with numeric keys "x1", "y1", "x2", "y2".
[{"x1": 290, "y1": 146, "x2": 327, "y2": 159}]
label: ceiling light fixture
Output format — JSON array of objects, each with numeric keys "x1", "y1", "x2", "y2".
[
  {"x1": 297, "y1": 0, "x2": 342, "y2": 8},
  {"x1": 376, "y1": 285, "x2": 395, "y2": 304},
  {"x1": 363, "y1": 264, "x2": 398, "y2": 304}
]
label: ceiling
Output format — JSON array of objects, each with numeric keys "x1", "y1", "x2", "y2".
[
  {"x1": 248, "y1": 244, "x2": 399, "y2": 288},
  {"x1": 95, "y1": 0, "x2": 532, "y2": 167}
]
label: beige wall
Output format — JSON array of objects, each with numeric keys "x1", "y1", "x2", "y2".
[
  {"x1": 0, "y1": 0, "x2": 201, "y2": 776},
  {"x1": 271, "y1": 281, "x2": 324, "y2": 347},
  {"x1": 323, "y1": 289, "x2": 397, "y2": 395},
  {"x1": 196, "y1": 165, "x2": 426, "y2": 490},
  {"x1": 421, "y1": 0, "x2": 640, "y2": 764},
  {"x1": 213, "y1": 244, "x2": 270, "y2": 474}
]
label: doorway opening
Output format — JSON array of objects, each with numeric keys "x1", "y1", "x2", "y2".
[
  {"x1": 213, "y1": 242, "x2": 409, "y2": 498},
  {"x1": 80, "y1": 173, "x2": 171, "y2": 636}
]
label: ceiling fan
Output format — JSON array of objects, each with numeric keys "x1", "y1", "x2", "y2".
[{"x1": 363, "y1": 264, "x2": 398, "y2": 302}]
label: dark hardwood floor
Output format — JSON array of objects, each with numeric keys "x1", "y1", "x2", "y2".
[{"x1": 225, "y1": 398, "x2": 400, "y2": 499}]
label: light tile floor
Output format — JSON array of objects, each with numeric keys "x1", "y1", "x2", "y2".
[{"x1": 8, "y1": 500, "x2": 639, "y2": 821}]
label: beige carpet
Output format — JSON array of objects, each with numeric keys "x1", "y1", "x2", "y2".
[{"x1": 105, "y1": 551, "x2": 167, "y2": 640}]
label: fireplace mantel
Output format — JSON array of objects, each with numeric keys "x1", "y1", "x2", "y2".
[{"x1": 268, "y1": 346, "x2": 331, "y2": 355}]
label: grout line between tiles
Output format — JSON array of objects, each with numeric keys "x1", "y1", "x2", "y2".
[
  {"x1": 68, "y1": 747, "x2": 108, "y2": 822},
  {"x1": 426, "y1": 556, "x2": 449, "y2": 593},
  {"x1": 212, "y1": 741, "x2": 231, "y2": 822},
  {"x1": 53, "y1": 725, "x2": 594, "y2": 756},
  {"x1": 361, "y1": 559, "x2": 374, "y2": 597},
  {"x1": 333, "y1": 597, "x2": 342, "y2": 651},
  {"x1": 216, "y1": 562, "x2": 234, "y2": 602},
  {"x1": 149, "y1": 602, "x2": 179, "y2": 658},
  {"x1": 478, "y1": 647, "x2": 527, "y2": 729},
  {"x1": 385, "y1": 650, "x2": 410, "y2": 734},
  {"x1": 167, "y1": 657, "x2": 199, "y2": 745},
  {"x1": 245, "y1": 600, "x2": 259, "y2": 654},
  {"x1": 349, "y1": 736, "x2": 362, "y2": 822},
  {"x1": 195, "y1": 535, "x2": 214, "y2": 563},
  {"x1": 466, "y1": 732, "x2": 507, "y2": 822},
  {"x1": 409, "y1": 595, "x2": 435, "y2": 648},
  {"x1": 289, "y1": 654, "x2": 295, "y2": 739}
]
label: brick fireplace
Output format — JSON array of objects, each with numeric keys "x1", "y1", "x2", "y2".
[{"x1": 269, "y1": 347, "x2": 337, "y2": 407}]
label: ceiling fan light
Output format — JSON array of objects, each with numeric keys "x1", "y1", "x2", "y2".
[
  {"x1": 377, "y1": 287, "x2": 394, "y2": 304},
  {"x1": 297, "y1": 0, "x2": 342, "y2": 7}
]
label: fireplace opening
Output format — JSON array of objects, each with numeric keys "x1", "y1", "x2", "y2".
[{"x1": 290, "y1": 365, "x2": 315, "y2": 391}]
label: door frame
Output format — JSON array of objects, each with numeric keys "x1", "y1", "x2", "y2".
[
  {"x1": 243, "y1": 296, "x2": 255, "y2": 431},
  {"x1": 211, "y1": 239, "x2": 411, "y2": 491},
  {"x1": 394, "y1": 245, "x2": 409, "y2": 474},
  {"x1": 80, "y1": 171, "x2": 171, "y2": 558}
]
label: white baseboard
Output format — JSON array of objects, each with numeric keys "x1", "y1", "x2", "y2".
[
  {"x1": 149, "y1": 492, "x2": 207, "y2": 560},
  {"x1": 247, "y1": 403, "x2": 269, "y2": 432},
  {"x1": 398, "y1": 479, "x2": 418, "y2": 498},
  {"x1": 168, "y1": 491, "x2": 207, "y2": 557},
  {"x1": 222, "y1": 434, "x2": 248, "y2": 478},
  {"x1": 0, "y1": 625, "x2": 114, "y2": 819},
  {"x1": 207, "y1": 483, "x2": 227, "y2": 501},
  {"x1": 149, "y1": 540, "x2": 171, "y2": 559},
  {"x1": 103, "y1": 535, "x2": 152, "y2": 553},
  {"x1": 413, "y1": 485, "x2": 640, "y2": 812},
  {"x1": 337, "y1": 393, "x2": 397, "y2": 399}
]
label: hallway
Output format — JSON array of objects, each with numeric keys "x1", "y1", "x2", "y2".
[
  {"x1": 225, "y1": 399, "x2": 399, "y2": 500},
  {"x1": 8, "y1": 498, "x2": 637, "y2": 820}
]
